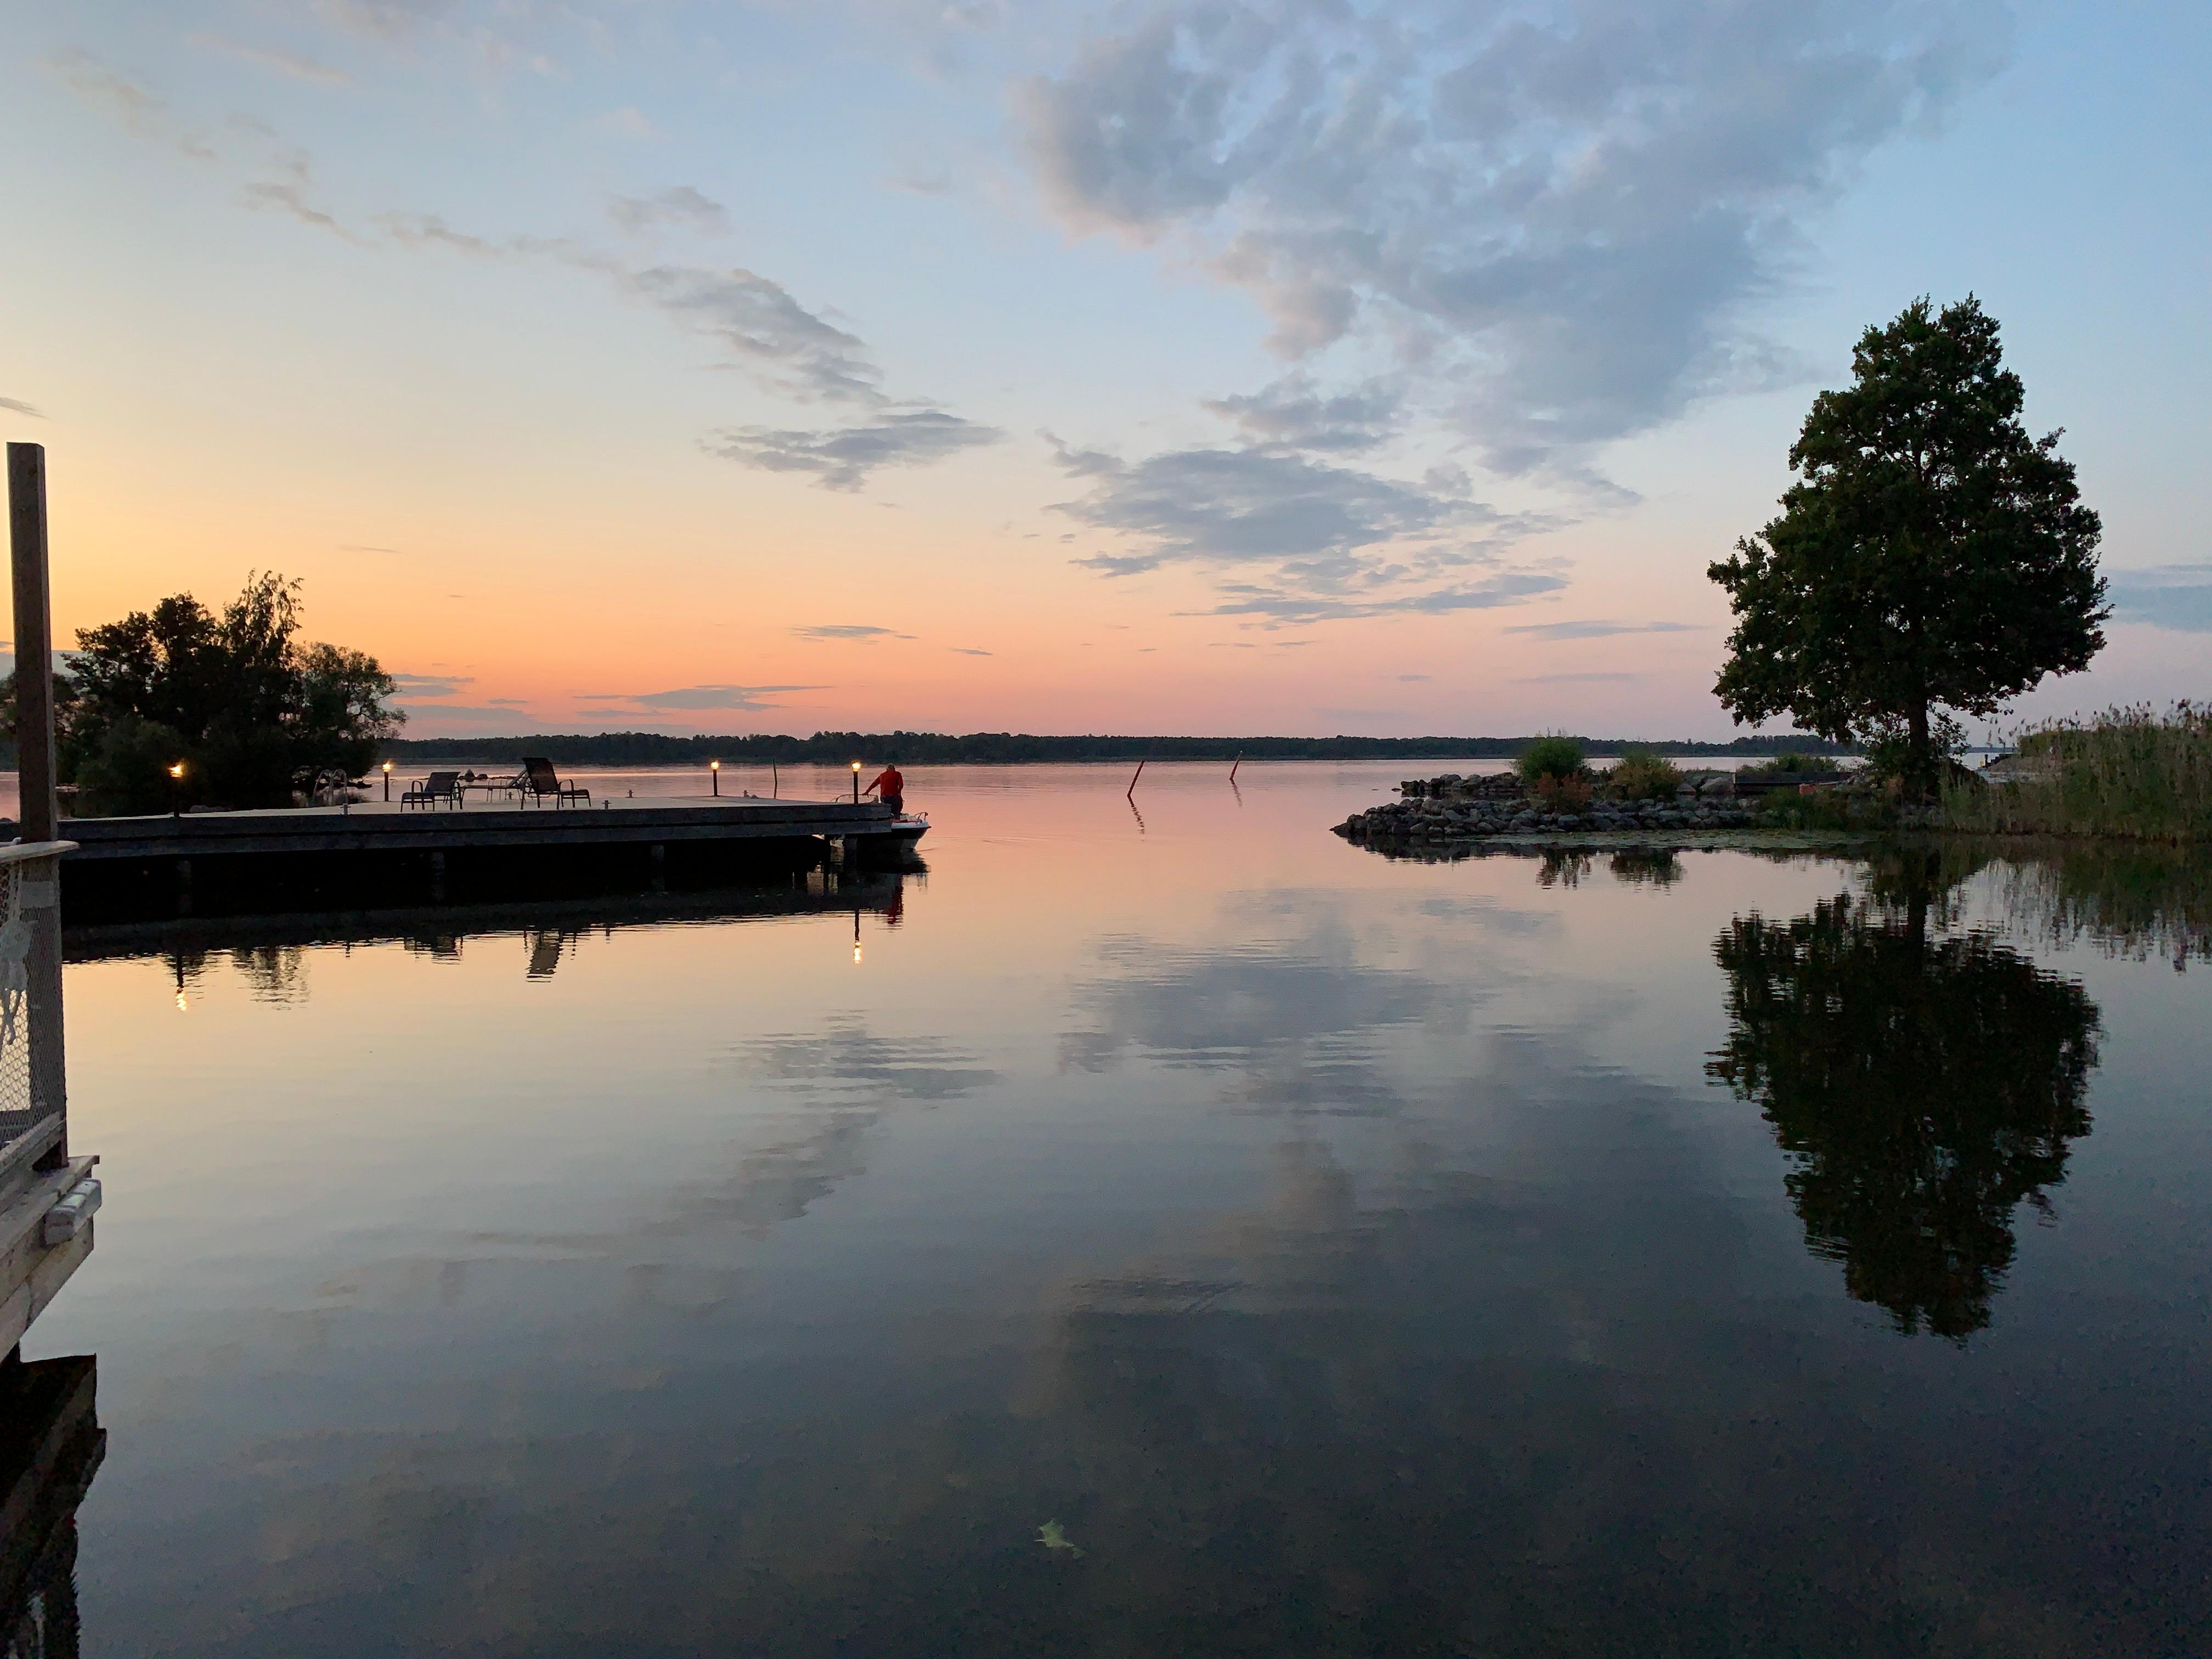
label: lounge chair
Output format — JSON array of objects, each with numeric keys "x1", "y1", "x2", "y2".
[
  {"x1": 518, "y1": 757, "x2": 589, "y2": 808},
  {"x1": 402, "y1": 770, "x2": 462, "y2": 809}
]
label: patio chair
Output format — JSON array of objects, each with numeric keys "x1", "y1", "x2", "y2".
[
  {"x1": 402, "y1": 770, "x2": 462, "y2": 809},
  {"x1": 518, "y1": 757, "x2": 590, "y2": 808}
]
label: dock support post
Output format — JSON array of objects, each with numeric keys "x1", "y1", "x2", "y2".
[
  {"x1": 8, "y1": 444, "x2": 58, "y2": 848},
  {"x1": 173, "y1": 859, "x2": 193, "y2": 917},
  {"x1": 429, "y1": 849, "x2": 446, "y2": 902},
  {"x1": 650, "y1": 843, "x2": 665, "y2": 893},
  {"x1": 10, "y1": 443, "x2": 67, "y2": 1171}
]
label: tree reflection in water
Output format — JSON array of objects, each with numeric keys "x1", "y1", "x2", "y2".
[{"x1": 1708, "y1": 874, "x2": 2101, "y2": 1340}]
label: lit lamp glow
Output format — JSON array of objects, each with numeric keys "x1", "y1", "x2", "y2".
[
  {"x1": 710, "y1": 758, "x2": 720, "y2": 797},
  {"x1": 851, "y1": 759, "x2": 862, "y2": 804},
  {"x1": 382, "y1": 759, "x2": 393, "y2": 802}
]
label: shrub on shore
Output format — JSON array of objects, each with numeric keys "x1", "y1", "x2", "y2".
[
  {"x1": 1531, "y1": 772, "x2": 1594, "y2": 812},
  {"x1": 1607, "y1": 747, "x2": 1682, "y2": 800},
  {"x1": 1517, "y1": 733, "x2": 1585, "y2": 784},
  {"x1": 1944, "y1": 703, "x2": 2212, "y2": 842},
  {"x1": 1747, "y1": 751, "x2": 1832, "y2": 776}
]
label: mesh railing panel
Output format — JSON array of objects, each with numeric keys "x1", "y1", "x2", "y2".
[{"x1": 0, "y1": 857, "x2": 54, "y2": 1155}]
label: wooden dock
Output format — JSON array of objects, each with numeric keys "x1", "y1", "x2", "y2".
[
  {"x1": 17, "y1": 796, "x2": 929, "y2": 922},
  {"x1": 36, "y1": 794, "x2": 919, "y2": 860}
]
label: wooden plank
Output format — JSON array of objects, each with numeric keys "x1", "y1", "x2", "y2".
[{"x1": 0, "y1": 1226, "x2": 91, "y2": 1356}]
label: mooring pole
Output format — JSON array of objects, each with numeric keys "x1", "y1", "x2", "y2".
[
  {"x1": 9, "y1": 443, "x2": 66, "y2": 1168},
  {"x1": 1127, "y1": 758, "x2": 1145, "y2": 799},
  {"x1": 8, "y1": 444, "x2": 57, "y2": 845},
  {"x1": 1229, "y1": 754, "x2": 1240, "y2": 783}
]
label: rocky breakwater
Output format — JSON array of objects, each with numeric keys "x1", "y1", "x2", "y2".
[{"x1": 1336, "y1": 771, "x2": 1761, "y2": 847}]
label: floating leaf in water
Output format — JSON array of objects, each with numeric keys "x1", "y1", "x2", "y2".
[{"x1": 1037, "y1": 1520, "x2": 1082, "y2": 1558}]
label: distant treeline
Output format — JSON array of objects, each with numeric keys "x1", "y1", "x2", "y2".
[{"x1": 381, "y1": 730, "x2": 1857, "y2": 765}]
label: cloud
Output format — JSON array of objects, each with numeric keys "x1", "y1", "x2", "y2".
[
  {"x1": 622, "y1": 265, "x2": 883, "y2": 404},
  {"x1": 1019, "y1": 0, "x2": 2005, "y2": 477},
  {"x1": 791, "y1": 624, "x2": 915, "y2": 642},
  {"x1": 1504, "y1": 619, "x2": 1704, "y2": 641},
  {"x1": 242, "y1": 174, "x2": 354, "y2": 238},
  {"x1": 42, "y1": 49, "x2": 166, "y2": 127},
  {"x1": 1048, "y1": 438, "x2": 1562, "y2": 620},
  {"x1": 589, "y1": 105, "x2": 661, "y2": 142},
  {"x1": 1513, "y1": 671, "x2": 1647, "y2": 684},
  {"x1": 1203, "y1": 376, "x2": 1401, "y2": 454},
  {"x1": 313, "y1": 0, "x2": 458, "y2": 41},
  {"x1": 951, "y1": 647, "x2": 993, "y2": 656},
  {"x1": 390, "y1": 672, "x2": 474, "y2": 698},
  {"x1": 607, "y1": 186, "x2": 729, "y2": 235},
  {"x1": 337, "y1": 543, "x2": 400, "y2": 554},
  {"x1": 1, "y1": 398, "x2": 43, "y2": 420},
  {"x1": 706, "y1": 410, "x2": 1003, "y2": 489},
  {"x1": 575, "y1": 684, "x2": 825, "y2": 712},
  {"x1": 2107, "y1": 563, "x2": 2212, "y2": 633},
  {"x1": 1204, "y1": 569, "x2": 1567, "y2": 624},
  {"x1": 392, "y1": 702, "x2": 537, "y2": 725},
  {"x1": 1396, "y1": 674, "x2": 1430, "y2": 682},
  {"x1": 191, "y1": 32, "x2": 350, "y2": 84}
]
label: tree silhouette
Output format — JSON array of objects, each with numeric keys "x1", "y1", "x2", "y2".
[
  {"x1": 1710, "y1": 296, "x2": 2106, "y2": 796},
  {"x1": 1708, "y1": 889, "x2": 2100, "y2": 1339}
]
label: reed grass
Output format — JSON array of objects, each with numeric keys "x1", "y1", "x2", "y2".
[{"x1": 1944, "y1": 703, "x2": 2212, "y2": 842}]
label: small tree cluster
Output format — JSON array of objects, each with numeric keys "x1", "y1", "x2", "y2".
[{"x1": 4, "y1": 573, "x2": 404, "y2": 814}]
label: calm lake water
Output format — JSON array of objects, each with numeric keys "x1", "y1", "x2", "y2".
[{"x1": 26, "y1": 762, "x2": 2212, "y2": 1655}]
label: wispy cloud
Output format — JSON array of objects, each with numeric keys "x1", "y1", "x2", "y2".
[
  {"x1": 2107, "y1": 563, "x2": 2212, "y2": 633},
  {"x1": 588, "y1": 105, "x2": 661, "y2": 142},
  {"x1": 1514, "y1": 671, "x2": 1648, "y2": 685},
  {"x1": 791, "y1": 624, "x2": 915, "y2": 642},
  {"x1": 1049, "y1": 438, "x2": 1562, "y2": 623},
  {"x1": 1504, "y1": 620, "x2": 1705, "y2": 641},
  {"x1": 575, "y1": 684, "x2": 825, "y2": 712},
  {"x1": 390, "y1": 672, "x2": 474, "y2": 698},
  {"x1": 190, "y1": 32, "x2": 350, "y2": 84},
  {"x1": 607, "y1": 185, "x2": 729, "y2": 235},
  {"x1": 706, "y1": 411, "x2": 1002, "y2": 490},
  {"x1": 0, "y1": 398, "x2": 43, "y2": 420}
]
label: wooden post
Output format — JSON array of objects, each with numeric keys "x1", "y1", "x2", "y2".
[
  {"x1": 1127, "y1": 759, "x2": 1145, "y2": 799},
  {"x1": 8, "y1": 444, "x2": 57, "y2": 844}
]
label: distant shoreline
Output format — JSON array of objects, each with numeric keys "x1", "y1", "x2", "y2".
[{"x1": 381, "y1": 731, "x2": 1858, "y2": 768}]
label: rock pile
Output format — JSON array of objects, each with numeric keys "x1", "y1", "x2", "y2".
[{"x1": 1337, "y1": 775, "x2": 1762, "y2": 845}]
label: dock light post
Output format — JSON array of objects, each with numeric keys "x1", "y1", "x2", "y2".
[
  {"x1": 710, "y1": 759, "x2": 720, "y2": 797},
  {"x1": 167, "y1": 760, "x2": 185, "y2": 816},
  {"x1": 851, "y1": 760, "x2": 861, "y2": 804},
  {"x1": 382, "y1": 759, "x2": 393, "y2": 802}
]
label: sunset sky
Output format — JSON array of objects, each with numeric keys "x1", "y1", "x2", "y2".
[{"x1": 3, "y1": 0, "x2": 2205, "y2": 740}]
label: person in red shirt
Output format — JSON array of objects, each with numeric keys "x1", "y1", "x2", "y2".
[{"x1": 864, "y1": 764, "x2": 905, "y2": 812}]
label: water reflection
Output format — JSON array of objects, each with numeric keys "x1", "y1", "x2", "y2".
[
  {"x1": 0, "y1": 1354, "x2": 102, "y2": 1655},
  {"x1": 69, "y1": 871, "x2": 917, "y2": 995},
  {"x1": 1709, "y1": 885, "x2": 2101, "y2": 1339}
]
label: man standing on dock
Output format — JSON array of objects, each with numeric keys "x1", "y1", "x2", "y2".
[{"x1": 863, "y1": 762, "x2": 904, "y2": 813}]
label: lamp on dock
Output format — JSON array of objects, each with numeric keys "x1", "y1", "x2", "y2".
[
  {"x1": 710, "y1": 759, "x2": 720, "y2": 797},
  {"x1": 851, "y1": 759, "x2": 861, "y2": 803},
  {"x1": 167, "y1": 760, "x2": 185, "y2": 816},
  {"x1": 382, "y1": 759, "x2": 393, "y2": 801}
]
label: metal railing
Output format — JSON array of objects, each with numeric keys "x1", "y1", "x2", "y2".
[{"x1": 0, "y1": 842, "x2": 73, "y2": 1184}]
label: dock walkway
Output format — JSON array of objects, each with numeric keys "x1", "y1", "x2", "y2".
[{"x1": 39, "y1": 794, "x2": 915, "y2": 861}]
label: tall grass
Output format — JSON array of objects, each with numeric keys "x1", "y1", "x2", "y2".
[{"x1": 1944, "y1": 703, "x2": 2212, "y2": 842}]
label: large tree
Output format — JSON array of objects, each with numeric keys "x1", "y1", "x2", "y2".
[
  {"x1": 3, "y1": 572, "x2": 405, "y2": 814},
  {"x1": 1710, "y1": 296, "x2": 2107, "y2": 797}
]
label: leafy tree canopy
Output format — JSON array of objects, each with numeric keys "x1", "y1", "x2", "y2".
[
  {"x1": 1711, "y1": 296, "x2": 2107, "y2": 795},
  {"x1": 4, "y1": 573, "x2": 403, "y2": 814}
]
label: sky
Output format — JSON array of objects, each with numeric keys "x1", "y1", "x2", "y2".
[{"x1": 1, "y1": 0, "x2": 2206, "y2": 740}]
